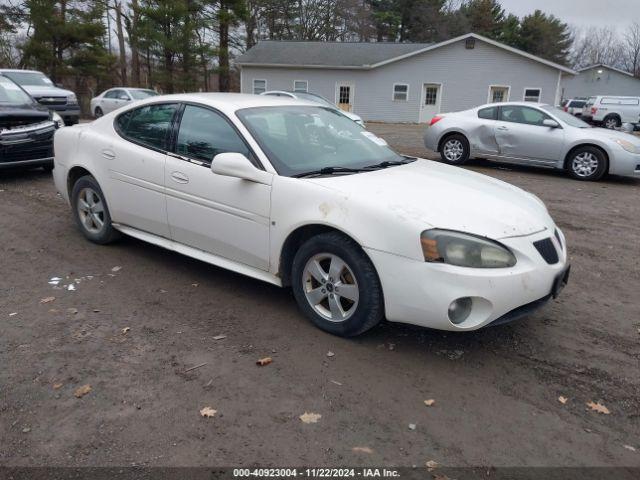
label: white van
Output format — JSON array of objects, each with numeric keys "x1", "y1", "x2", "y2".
[{"x1": 581, "y1": 96, "x2": 640, "y2": 129}]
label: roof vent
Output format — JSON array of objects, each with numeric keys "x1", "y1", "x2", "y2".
[{"x1": 465, "y1": 37, "x2": 475, "y2": 49}]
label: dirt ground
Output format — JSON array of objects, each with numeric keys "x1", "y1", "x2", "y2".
[{"x1": 1, "y1": 122, "x2": 639, "y2": 473}]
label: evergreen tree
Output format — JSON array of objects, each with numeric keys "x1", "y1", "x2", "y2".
[{"x1": 518, "y1": 9, "x2": 571, "y2": 65}]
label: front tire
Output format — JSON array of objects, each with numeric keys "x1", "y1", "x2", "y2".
[
  {"x1": 291, "y1": 232, "x2": 384, "y2": 337},
  {"x1": 440, "y1": 134, "x2": 470, "y2": 165},
  {"x1": 71, "y1": 175, "x2": 120, "y2": 244},
  {"x1": 567, "y1": 146, "x2": 607, "y2": 181}
]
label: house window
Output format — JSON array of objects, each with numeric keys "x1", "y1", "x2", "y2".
[
  {"x1": 524, "y1": 88, "x2": 541, "y2": 102},
  {"x1": 338, "y1": 86, "x2": 351, "y2": 105},
  {"x1": 293, "y1": 80, "x2": 308, "y2": 93},
  {"x1": 489, "y1": 86, "x2": 510, "y2": 103},
  {"x1": 424, "y1": 86, "x2": 438, "y2": 105},
  {"x1": 253, "y1": 79, "x2": 266, "y2": 94},
  {"x1": 393, "y1": 83, "x2": 409, "y2": 101}
]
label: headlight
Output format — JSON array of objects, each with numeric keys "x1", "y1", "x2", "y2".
[
  {"x1": 67, "y1": 93, "x2": 78, "y2": 103},
  {"x1": 613, "y1": 138, "x2": 640, "y2": 154},
  {"x1": 51, "y1": 111, "x2": 64, "y2": 128},
  {"x1": 421, "y1": 229, "x2": 516, "y2": 268}
]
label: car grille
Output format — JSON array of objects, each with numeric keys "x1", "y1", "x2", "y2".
[
  {"x1": 34, "y1": 96, "x2": 67, "y2": 106},
  {"x1": 0, "y1": 121, "x2": 55, "y2": 163},
  {"x1": 533, "y1": 238, "x2": 559, "y2": 265}
]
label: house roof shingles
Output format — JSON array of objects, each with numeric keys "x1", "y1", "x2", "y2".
[{"x1": 235, "y1": 41, "x2": 434, "y2": 68}]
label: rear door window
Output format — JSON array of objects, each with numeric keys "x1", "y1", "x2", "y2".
[
  {"x1": 478, "y1": 106, "x2": 497, "y2": 120},
  {"x1": 115, "y1": 103, "x2": 178, "y2": 151}
]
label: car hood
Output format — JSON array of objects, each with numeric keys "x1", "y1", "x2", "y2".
[
  {"x1": 586, "y1": 126, "x2": 640, "y2": 145},
  {"x1": 306, "y1": 159, "x2": 552, "y2": 240},
  {"x1": 20, "y1": 85, "x2": 74, "y2": 97},
  {"x1": 0, "y1": 102, "x2": 50, "y2": 129}
]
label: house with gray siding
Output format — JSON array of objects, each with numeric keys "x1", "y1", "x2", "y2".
[
  {"x1": 236, "y1": 33, "x2": 576, "y2": 123},
  {"x1": 561, "y1": 64, "x2": 640, "y2": 99}
]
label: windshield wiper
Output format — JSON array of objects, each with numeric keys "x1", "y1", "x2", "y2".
[
  {"x1": 293, "y1": 166, "x2": 368, "y2": 178},
  {"x1": 363, "y1": 158, "x2": 416, "y2": 170}
]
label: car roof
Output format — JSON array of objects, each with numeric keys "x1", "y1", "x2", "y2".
[
  {"x1": 0, "y1": 69, "x2": 45, "y2": 74},
  {"x1": 118, "y1": 92, "x2": 320, "y2": 112},
  {"x1": 476, "y1": 101, "x2": 552, "y2": 109}
]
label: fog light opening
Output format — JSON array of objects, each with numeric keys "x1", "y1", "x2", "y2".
[{"x1": 448, "y1": 297, "x2": 473, "y2": 325}]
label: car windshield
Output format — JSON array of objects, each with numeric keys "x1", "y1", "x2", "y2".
[
  {"x1": 0, "y1": 76, "x2": 34, "y2": 105},
  {"x1": 541, "y1": 105, "x2": 591, "y2": 128},
  {"x1": 293, "y1": 92, "x2": 337, "y2": 109},
  {"x1": 237, "y1": 106, "x2": 404, "y2": 177},
  {"x1": 3, "y1": 71, "x2": 54, "y2": 87},
  {"x1": 129, "y1": 89, "x2": 158, "y2": 100}
]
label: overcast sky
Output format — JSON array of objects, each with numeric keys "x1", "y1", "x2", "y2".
[{"x1": 499, "y1": 0, "x2": 640, "y2": 29}]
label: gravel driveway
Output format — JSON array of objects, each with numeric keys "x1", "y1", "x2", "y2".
[{"x1": 1, "y1": 122, "x2": 639, "y2": 474}]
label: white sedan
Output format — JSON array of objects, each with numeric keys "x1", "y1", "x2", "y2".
[
  {"x1": 53, "y1": 94, "x2": 569, "y2": 337},
  {"x1": 424, "y1": 101, "x2": 640, "y2": 181},
  {"x1": 90, "y1": 87, "x2": 158, "y2": 118}
]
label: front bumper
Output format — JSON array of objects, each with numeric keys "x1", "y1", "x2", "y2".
[
  {"x1": 366, "y1": 227, "x2": 569, "y2": 331},
  {"x1": 608, "y1": 149, "x2": 640, "y2": 177}
]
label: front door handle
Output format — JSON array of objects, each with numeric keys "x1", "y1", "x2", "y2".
[
  {"x1": 170, "y1": 171, "x2": 189, "y2": 184},
  {"x1": 101, "y1": 149, "x2": 116, "y2": 160},
  {"x1": 496, "y1": 126, "x2": 509, "y2": 131}
]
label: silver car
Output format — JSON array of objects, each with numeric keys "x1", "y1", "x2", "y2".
[{"x1": 424, "y1": 102, "x2": 640, "y2": 181}]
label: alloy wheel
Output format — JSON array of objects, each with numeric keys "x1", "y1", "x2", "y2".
[
  {"x1": 443, "y1": 139, "x2": 464, "y2": 162},
  {"x1": 571, "y1": 152, "x2": 599, "y2": 178},
  {"x1": 77, "y1": 187, "x2": 105, "y2": 234},
  {"x1": 302, "y1": 253, "x2": 359, "y2": 322},
  {"x1": 604, "y1": 118, "x2": 617, "y2": 129}
]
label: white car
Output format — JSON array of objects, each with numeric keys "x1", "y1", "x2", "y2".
[
  {"x1": 53, "y1": 93, "x2": 569, "y2": 337},
  {"x1": 424, "y1": 102, "x2": 640, "y2": 181},
  {"x1": 90, "y1": 87, "x2": 158, "y2": 117},
  {"x1": 260, "y1": 90, "x2": 365, "y2": 126},
  {"x1": 561, "y1": 98, "x2": 587, "y2": 117},
  {"x1": 581, "y1": 95, "x2": 640, "y2": 129}
]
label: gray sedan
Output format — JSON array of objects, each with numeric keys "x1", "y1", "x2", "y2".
[{"x1": 423, "y1": 102, "x2": 640, "y2": 181}]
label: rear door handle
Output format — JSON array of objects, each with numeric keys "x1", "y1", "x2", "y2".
[
  {"x1": 170, "y1": 171, "x2": 189, "y2": 184},
  {"x1": 101, "y1": 149, "x2": 116, "y2": 160}
]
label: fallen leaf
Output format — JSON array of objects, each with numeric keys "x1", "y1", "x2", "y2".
[
  {"x1": 9, "y1": 312, "x2": 18, "y2": 317},
  {"x1": 352, "y1": 446, "x2": 373, "y2": 454},
  {"x1": 40, "y1": 296, "x2": 56, "y2": 304},
  {"x1": 67, "y1": 284, "x2": 76, "y2": 291},
  {"x1": 200, "y1": 406, "x2": 217, "y2": 418},
  {"x1": 111, "y1": 266, "x2": 122, "y2": 272},
  {"x1": 587, "y1": 401, "x2": 611, "y2": 414},
  {"x1": 330, "y1": 380, "x2": 343, "y2": 386},
  {"x1": 425, "y1": 460, "x2": 438, "y2": 471},
  {"x1": 558, "y1": 396, "x2": 568, "y2": 404},
  {"x1": 326, "y1": 351, "x2": 335, "y2": 357},
  {"x1": 424, "y1": 399, "x2": 436, "y2": 407},
  {"x1": 121, "y1": 327, "x2": 130, "y2": 335},
  {"x1": 408, "y1": 423, "x2": 416, "y2": 430},
  {"x1": 192, "y1": 283, "x2": 199, "y2": 287},
  {"x1": 22, "y1": 427, "x2": 31, "y2": 433},
  {"x1": 52, "y1": 383, "x2": 63, "y2": 390},
  {"x1": 67, "y1": 308, "x2": 78, "y2": 315},
  {"x1": 256, "y1": 357, "x2": 272, "y2": 366},
  {"x1": 624, "y1": 445, "x2": 636, "y2": 452},
  {"x1": 74, "y1": 384, "x2": 92, "y2": 398},
  {"x1": 299, "y1": 412, "x2": 321, "y2": 423},
  {"x1": 213, "y1": 334, "x2": 226, "y2": 340}
]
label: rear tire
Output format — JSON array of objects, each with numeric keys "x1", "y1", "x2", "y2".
[
  {"x1": 71, "y1": 175, "x2": 120, "y2": 244},
  {"x1": 94, "y1": 107, "x2": 103, "y2": 118},
  {"x1": 567, "y1": 146, "x2": 607, "y2": 181},
  {"x1": 440, "y1": 134, "x2": 470, "y2": 165},
  {"x1": 603, "y1": 115, "x2": 620, "y2": 130},
  {"x1": 291, "y1": 232, "x2": 384, "y2": 337}
]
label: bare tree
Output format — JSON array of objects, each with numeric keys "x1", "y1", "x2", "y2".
[
  {"x1": 569, "y1": 26, "x2": 624, "y2": 69},
  {"x1": 622, "y1": 22, "x2": 640, "y2": 77}
]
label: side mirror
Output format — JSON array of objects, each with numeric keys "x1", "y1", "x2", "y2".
[
  {"x1": 543, "y1": 119, "x2": 560, "y2": 128},
  {"x1": 211, "y1": 152, "x2": 272, "y2": 185}
]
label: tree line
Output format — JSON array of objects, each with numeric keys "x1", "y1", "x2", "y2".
[{"x1": 1, "y1": 0, "x2": 639, "y2": 102}]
